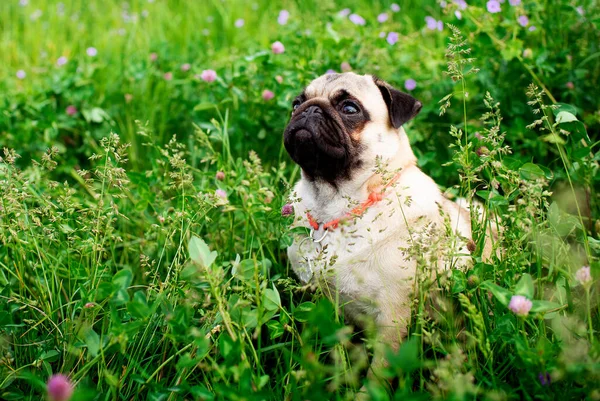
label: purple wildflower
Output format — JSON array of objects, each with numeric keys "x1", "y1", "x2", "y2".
[
  {"x1": 509, "y1": 0, "x2": 521, "y2": 5},
  {"x1": 377, "y1": 13, "x2": 388, "y2": 23},
  {"x1": 281, "y1": 203, "x2": 294, "y2": 216},
  {"x1": 56, "y1": 56, "x2": 68, "y2": 66},
  {"x1": 262, "y1": 90, "x2": 275, "y2": 101},
  {"x1": 16, "y1": 70, "x2": 26, "y2": 79},
  {"x1": 575, "y1": 266, "x2": 592, "y2": 285},
  {"x1": 271, "y1": 41, "x2": 285, "y2": 54},
  {"x1": 379, "y1": 31, "x2": 386, "y2": 38},
  {"x1": 425, "y1": 16, "x2": 438, "y2": 30},
  {"x1": 234, "y1": 18, "x2": 244, "y2": 28},
  {"x1": 47, "y1": 374, "x2": 74, "y2": 401},
  {"x1": 386, "y1": 32, "x2": 399, "y2": 45},
  {"x1": 326, "y1": 69, "x2": 337, "y2": 74},
  {"x1": 508, "y1": 295, "x2": 532, "y2": 316},
  {"x1": 66, "y1": 105, "x2": 77, "y2": 116},
  {"x1": 86, "y1": 47, "x2": 97, "y2": 57},
  {"x1": 455, "y1": 10, "x2": 462, "y2": 19},
  {"x1": 349, "y1": 13, "x2": 366, "y2": 25},
  {"x1": 453, "y1": 0, "x2": 467, "y2": 10},
  {"x1": 404, "y1": 79, "x2": 417, "y2": 91},
  {"x1": 529, "y1": 25, "x2": 537, "y2": 31},
  {"x1": 440, "y1": 0, "x2": 447, "y2": 7},
  {"x1": 200, "y1": 69, "x2": 217, "y2": 82},
  {"x1": 391, "y1": 3, "x2": 400, "y2": 12},
  {"x1": 437, "y1": 20, "x2": 444, "y2": 31},
  {"x1": 338, "y1": 8, "x2": 351, "y2": 17},
  {"x1": 518, "y1": 15, "x2": 529, "y2": 26},
  {"x1": 163, "y1": 72, "x2": 173, "y2": 81},
  {"x1": 278, "y1": 10, "x2": 289, "y2": 25},
  {"x1": 538, "y1": 372, "x2": 551, "y2": 386},
  {"x1": 487, "y1": 0, "x2": 501, "y2": 13},
  {"x1": 576, "y1": 6, "x2": 585, "y2": 16}
]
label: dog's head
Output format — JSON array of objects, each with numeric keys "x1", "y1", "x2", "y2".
[{"x1": 283, "y1": 72, "x2": 422, "y2": 184}]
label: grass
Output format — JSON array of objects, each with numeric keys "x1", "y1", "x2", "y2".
[{"x1": 1, "y1": 0, "x2": 599, "y2": 400}]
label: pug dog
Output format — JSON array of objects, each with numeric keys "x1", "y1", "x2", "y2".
[{"x1": 283, "y1": 72, "x2": 491, "y2": 377}]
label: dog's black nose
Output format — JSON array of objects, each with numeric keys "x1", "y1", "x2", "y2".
[{"x1": 303, "y1": 105, "x2": 322, "y2": 116}]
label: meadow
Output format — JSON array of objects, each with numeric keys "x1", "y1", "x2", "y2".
[{"x1": 1, "y1": 0, "x2": 599, "y2": 400}]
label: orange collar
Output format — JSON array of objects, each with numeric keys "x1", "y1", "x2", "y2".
[{"x1": 306, "y1": 172, "x2": 401, "y2": 231}]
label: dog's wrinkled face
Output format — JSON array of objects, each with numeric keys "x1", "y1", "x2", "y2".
[{"x1": 283, "y1": 72, "x2": 422, "y2": 184}]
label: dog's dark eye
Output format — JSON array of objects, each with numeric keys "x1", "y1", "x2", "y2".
[
  {"x1": 341, "y1": 102, "x2": 360, "y2": 115},
  {"x1": 292, "y1": 100, "x2": 301, "y2": 111}
]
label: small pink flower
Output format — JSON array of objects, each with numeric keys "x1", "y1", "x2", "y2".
[
  {"x1": 84, "y1": 302, "x2": 95, "y2": 308},
  {"x1": 124, "y1": 93, "x2": 133, "y2": 103},
  {"x1": 149, "y1": 52, "x2": 158, "y2": 62},
  {"x1": 281, "y1": 203, "x2": 294, "y2": 216},
  {"x1": 66, "y1": 105, "x2": 77, "y2": 116},
  {"x1": 517, "y1": 15, "x2": 529, "y2": 27},
  {"x1": 565, "y1": 82, "x2": 574, "y2": 90},
  {"x1": 404, "y1": 79, "x2": 417, "y2": 91},
  {"x1": 271, "y1": 41, "x2": 285, "y2": 54},
  {"x1": 391, "y1": 3, "x2": 400, "y2": 12},
  {"x1": 575, "y1": 266, "x2": 592, "y2": 285},
  {"x1": 86, "y1": 47, "x2": 97, "y2": 57},
  {"x1": 437, "y1": 20, "x2": 444, "y2": 31},
  {"x1": 340, "y1": 62, "x2": 352, "y2": 72},
  {"x1": 180, "y1": 63, "x2": 191, "y2": 72},
  {"x1": 425, "y1": 16, "x2": 437, "y2": 30},
  {"x1": 216, "y1": 171, "x2": 225, "y2": 181},
  {"x1": 386, "y1": 32, "x2": 399, "y2": 45},
  {"x1": 508, "y1": 295, "x2": 532, "y2": 317},
  {"x1": 47, "y1": 374, "x2": 74, "y2": 401},
  {"x1": 16, "y1": 70, "x2": 26, "y2": 79},
  {"x1": 509, "y1": 0, "x2": 521, "y2": 5},
  {"x1": 377, "y1": 13, "x2": 388, "y2": 23},
  {"x1": 349, "y1": 13, "x2": 366, "y2": 25},
  {"x1": 487, "y1": 0, "x2": 501, "y2": 13},
  {"x1": 262, "y1": 90, "x2": 275, "y2": 101},
  {"x1": 523, "y1": 48, "x2": 533, "y2": 58},
  {"x1": 200, "y1": 69, "x2": 217, "y2": 82},
  {"x1": 163, "y1": 72, "x2": 173, "y2": 81},
  {"x1": 275, "y1": 75, "x2": 283, "y2": 83},
  {"x1": 474, "y1": 132, "x2": 484, "y2": 140},
  {"x1": 56, "y1": 56, "x2": 68, "y2": 66},
  {"x1": 215, "y1": 189, "x2": 227, "y2": 200},
  {"x1": 277, "y1": 10, "x2": 289, "y2": 25},
  {"x1": 234, "y1": 18, "x2": 244, "y2": 28}
]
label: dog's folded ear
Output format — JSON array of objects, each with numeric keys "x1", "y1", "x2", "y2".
[{"x1": 373, "y1": 77, "x2": 422, "y2": 129}]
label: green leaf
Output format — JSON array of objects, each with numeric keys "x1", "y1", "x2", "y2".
[
  {"x1": 85, "y1": 328, "x2": 100, "y2": 357},
  {"x1": 555, "y1": 111, "x2": 578, "y2": 123},
  {"x1": 266, "y1": 320, "x2": 284, "y2": 339},
  {"x1": 386, "y1": 337, "x2": 420, "y2": 373},
  {"x1": 451, "y1": 270, "x2": 467, "y2": 294},
  {"x1": 112, "y1": 269, "x2": 132, "y2": 290},
  {"x1": 530, "y1": 300, "x2": 562, "y2": 313},
  {"x1": 481, "y1": 281, "x2": 512, "y2": 307},
  {"x1": 514, "y1": 273, "x2": 534, "y2": 299},
  {"x1": 193, "y1": 102, "x2": 217, "y2": 112},
  {"x1": 519, "y1": 163, "x2": 545, "y2": 180},
  {"x1": 188, "y1": 235, "x2": 218, "y2": 268},
  {"x1": 293, "y1": 301, "x2": 315, "y2": 323},
  {"x1": 111, "y1": 289, "x2": 130, "y2": 306},
  {"x1": 82, "y1": 107, "x2": 110, "y2": 123},
  {"x1": 263, "y1": 287, "x2": 281, "y2": 311}
]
